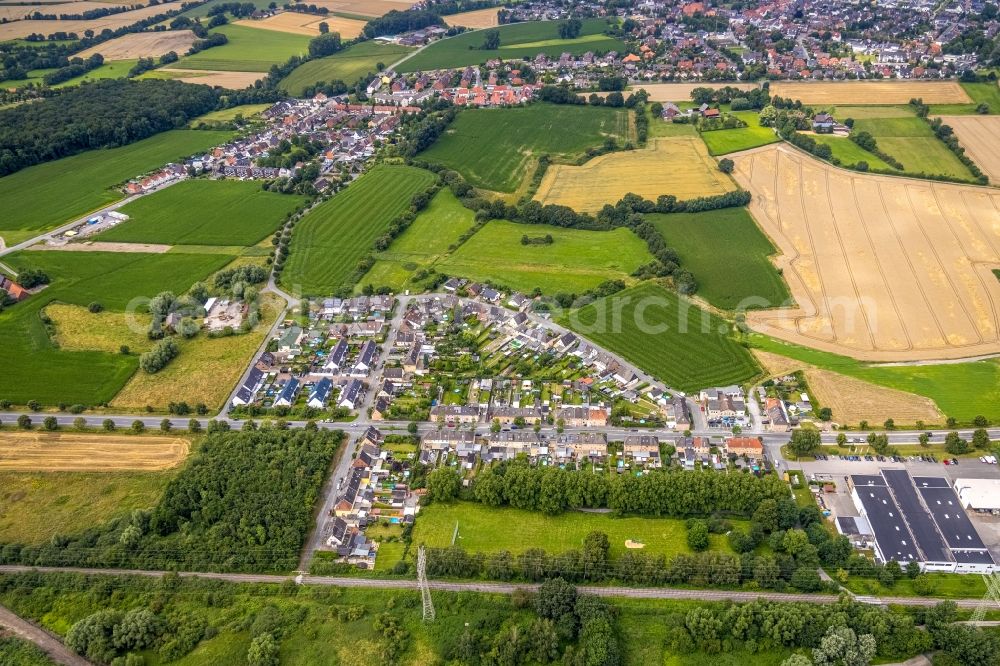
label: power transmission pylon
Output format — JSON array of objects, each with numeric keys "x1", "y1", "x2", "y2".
[
  {"x1": 417, "y1": 545, "x2": 435, "y2": 622},
  {"x1": 971, "y1": 572, "x2": 1000, "y2": 623}
]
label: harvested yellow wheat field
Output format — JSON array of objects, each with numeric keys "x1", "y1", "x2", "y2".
[
  {"x1": 162, "y1": 68, "x2": 265, "y2": 88},
  {"x1": 297, "y1": 0, "x2": 413, "y2": 17},
  {"x1": 0, "y1": 0, "x2": 140, "y2": 21},
  {"x1": 633, "y1": 82, "x2": 758, "y2": 102},
  {"x1": 0, "y1": 431, "x2": 190, "y2": 472},
  {"x1": 236, "y1": 12, "x2": 366, "y2": 37},
  {"x1": 936, "y1": 115, "x2": 1000, "y2": 184},
  {"x1": 0, "y1": 3, "x2": 171, "y2": 39},
  {"x1": 769, "y1": 80, "x2": 971, "y2": 105},
  {"x1": 534, "y1": 137, "x2": 735, "y2": 213},
  {"x1": 753, "y1": 350, "x2": 945, "y2": 426},
  {"x1": 444, "y1": 7, "x2": 499, "y2": 28},
  {"x1": 77, "y1": 29, "x2": 197, "y2": 59},
  {"x1": 734, "y1": 143, "x2": 1000, "y2": 361}
]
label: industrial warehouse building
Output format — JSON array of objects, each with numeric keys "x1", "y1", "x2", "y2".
[
  {"x1": 850, "y1": 470, "x2": 996, "y2": 574},
  {"x1": 953, "y1": 478, "x2": 1000, "y2": 512}
]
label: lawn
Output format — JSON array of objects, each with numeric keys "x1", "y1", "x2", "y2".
[
  {"x1": 358, "y1": 188, "x2": 475, "y2": 291},
  {"x1": 411, "y1": 501, "x2": 737, "y2": 561},
  {"x1": 750, "y1": 335, "x2": 1000, "y2": 422},
  {"x1": 843, "y1": 572, "x2": 987, "y2": 599},
  {"x1": 110, "y1": 293, "x2": 284, "y2": 411},
  {"x1": 171, "y1": 23, "x2": 309, "y2": 72},
  {"x1": 928, "y1": 81, "x2": 1000, "y2": 115},
  {"x1": 279, "y1": 40, "x2": 414, "y2": 96},
  {"x1": 560, "y1": 281, "x2": 761, "y2": 392},
  {"x1": 852, "y1": 116, "x2": 976, "y2": 180},
  {"x1": 649, "y1": 208, "x2": 790, "y2": 310},
  {"x1": 0, "y1": 250, "x2": 233, "y2": 406},
  {"x1": 397, "y1": 18, "x2": 625, "y2": 72},
  {"x1": 811, "y1": 134, "x2": 898, "y2": 171},
  {"x1": 281, "y1": 164, "x2": 437, "y2": 295},
  {"x1": 437, "y1": 219, "x2": 653, "y2": 294},
  {"x1": 99, "y1": 179, "x2": 307, "y2": 246},
  {"x1": 0, "y1": 469, "x2": 176, "y2": 545},
  {"x1": 0, "y1": 129, "x2": 232, "y2": 246},
  {"x1": 419, "y1": 104, "x2": 629, "y2": 192},
  {"x1": 698, "y1": 110, "x2": 779, "y2": 155}
]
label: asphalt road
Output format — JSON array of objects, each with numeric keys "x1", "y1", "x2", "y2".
[{"x1": 0, "y1": 565, "x2": 983, "y2": 609}]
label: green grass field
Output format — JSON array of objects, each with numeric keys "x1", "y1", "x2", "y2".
[
  {"x1": 397, "y1": 18, "x2": 625, "y2": 72},
  {"x1": 419, "y1": 104, "x2": 629, "y2": 192},
  {"x1": 189, "y1": 103, "x2": 271, "y2": 124},
  {"x1": 281, "y1": 165, "x2": 437, "y2": 295},
  {"x1": 750, "y1": 335, "x2": 1000, "y2": 422},
  {"x1": 852, "y1": 115, "x2": 975, "y2": 180},
  {"x1": 0, "y1": 59, "x2": 135, "y2": 90},
  {"x1": 279, "y1": 40, "x2": 414, "y2": 96},
  {"x1": 359, "y1": 188, "x2": 475, "y2": 291},
  {"x1": 0, "y1": 129, "x2": 232, "y2": 245},
  {"x1": 172, "y1": 23, "x2": 309, "y2": 72},
  {"x1": 649, "y1": 208, "x2": 790, "y2": 310},
  {"x1": 99, "y1": 179, "x2": 306, "y2": 246},
  {"x1": 437, "y1": 220, "x2": 653, "y2": 294},
  {"x1": 698, "y1": 110, "x2": 779, "y2": 155},
  {"x1": 843, "y1": 572, "x2": 987, "y2": 599},
  {"x1": 411, "y1": 501, "x2": 737, "y2": 561},
  {"x1": 0, "y1": 250, "x2": 233, "y2": 406},
  {"x1": 179, "y1": 0, "x2": 274, "y2": 16},
  {"x1": 0, "y1": 469, "x2": 176, "y2": 545},
  {"x1": 928, "y1": 81, "x2": 1000, "y2": 115},
  {"x1": 561, "y1": 281, "x2": 761, "y2": 392},
  {"x1": 811, "y1": 134, "x2": 898, "y2": 171}
]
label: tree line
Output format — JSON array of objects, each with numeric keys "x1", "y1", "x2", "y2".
[
  {"x1": 0, "y1": 79, "x2": 222, "y2": 177},
  {"x1": 362, "y1": 8, "x2": 444, "y2": 38},
  {"x1": 0, "y1": 429, "x2": 341, "y2": 572}
]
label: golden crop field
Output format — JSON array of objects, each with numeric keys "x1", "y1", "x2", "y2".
[
  {"x1": 734, "y1": 143, "x2": 1000, "y2": 361},
  {"x1": 77, "y1": 30, "x2": 197, "y2": 59},
  {"x1": 0, "y1": 431, "x2": 190, "y2": 471},
  {"x1": 753, "y1": 350, "x2": 944, "y2": 426},
  {"x1": 534, "y1": 137, "x2": 735, "y2": 212},
  {"x1": 633, "y1": 82, "x2": 758, "y2": 102},
  {"x1": 236, "y1": 12, "x2": 366, "y2": 37},
  {"x1": 152, "y1": 68, "x2": 265, "y2": 87},
  {"x1": 769, "y1": 80, "x2": 971, "y2": 105},
  {"x1": 937, "y1": 115, "x2": 1000, "y2": 184},
  {"x1": 0, "y1": 0, "x2": 140, "y2": 21},
  {"x1": 444, "y1": 7, "x2": 500, "y2": 28},
  {"x1": 0, "y1": 3, "x2": 170, "y2": 39},
  {"x1": 298, "y1": 0, "x2": 413, "y2": 17}
]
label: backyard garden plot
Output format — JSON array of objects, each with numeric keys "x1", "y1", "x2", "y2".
[
  {"x1": 235, "y1": 12, "x2": 366, "y2": 37},
  {"x1": 411, "y1": 501, "x2": 739, "y2": 561},
  {"x1": 0, "y1": 250, "x2": 233, "y2": 406},
  {"x1": 397, "y1": 18, "x2": 625, "y2": 72},
  {"x1": 560, "y1": 281, "x2": 761, "y2": 392},
  {"x1": 419, "y1": 104, "x2": 629, "y2": 193},
  {"x1": 279, "y1": 40, "x2": 413, "y2": 96},
  {"x1": 437, "y1": 220, "x2": 653, "y2": 294},
  {"x1": 768, "y1": 80, "x2": 971, "y2": 105},
  {"x1": 0, "y1": 129, "x2": 232, "y2": 246},
  {"x1": 649, "y1": 208, "x2": 790, "y2": 311},
  {"x1": 534, "y1": 137, "x2": 734, "y2": 212},
  {"x1": 98, "y1": 179, "x2": 307, "y2": 246},
  {"x1": 733, "y1": 143, "x2": 1000, "y2": 362},
  {"x1": 358, "y1": 188, "x2": 475, "y2": 291},
  {"x1": 281, "y1": 165, "x2": 437, "y2": 294},
  {"x1": 168, "y1": 23, "x2": 309, "y2": 72},
  {"x1": 0, "y1": 431, "x2": 189, "y2": 472},
  {"x1": 0, "y1": 468, "x2": 176, "y2": 546},
  {"x1": 936, "y1": 115, "x2": 1000, "y2": 183}
]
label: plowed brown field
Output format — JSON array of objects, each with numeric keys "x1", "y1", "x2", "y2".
[
  {"x1": 0, "y1": 431, "x2": 189, "y2": 471},
  {"x1": 734, "y1": 143, "x2": 1000, "y2": 361}
]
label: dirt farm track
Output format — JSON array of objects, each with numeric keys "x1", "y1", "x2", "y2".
[
  {"x1": 733, "y1": 143, "x2": 1000, "y2": 362},
  {"x1": 0, "y1": 432, "x2": 189, "y2": 472}
]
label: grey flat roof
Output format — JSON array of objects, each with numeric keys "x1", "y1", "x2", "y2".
[
  {"x1": 953, "y1": 550, "x2": 996, "y2": 565},
  {"x1": 918, "y1": 486, "x2": 989, "y2": 552},
  {"x1": 912, "y1": 476, "x2": 950, "y2": 488},
  {"x1": 851, "y1": 474, "x2": 886, "y2": 487},
  {"x1": 854, "y1": 484, "x2": 920, "y2": 562},
  {"x1": 883, "y1": 469, "x2": 951, "y2": 563}
]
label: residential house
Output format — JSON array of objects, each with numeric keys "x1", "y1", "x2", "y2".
[
  {"x1": 307, "y1": 378, "x2": 333, "y2": 409},
  {"x1": 352, "y1": 340, "x2": 377, "y2": 377},
  {"x1": 273, "y1": 377, "x2": 300, "y2": 407},
  {"x1": 557, "y1": 406, "x2": 609, "y2": 428},
  {"x1": 339, "y1": 378, "x2": 363, "y2": 410},
  {"x1": 726, "y1": 436, "x2": 764, "y2": 459},
  {"x1": 278, "y1": 325, "x2": 303, "y2": 354},
  {"x1": 623, "y1": 435, "x2": 661, "y2": 467},
  {"x1": 232, "y1": 367, "x2": 265, "y2": 406}
]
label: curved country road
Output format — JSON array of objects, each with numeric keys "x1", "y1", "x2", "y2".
[
  {"x1": 0, "y1": 565, "x2": 984, "y2": 609},
  {"x1": 0, "y1": 604, "x2": 91, "y2": 666}
]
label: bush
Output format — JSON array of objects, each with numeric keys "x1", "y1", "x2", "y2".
[
  {"x1": 139, "y1": 338, "x2": 179, "y2": 374},
  {"x1": 88, "y1": 301, "x2": 103, "y2": 313}
]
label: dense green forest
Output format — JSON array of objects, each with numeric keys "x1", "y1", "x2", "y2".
[
  {"x1": 0, "y1": 428, "x2": 341, "y2": 572},
  {"x1": 0, "y1": 79, "x2": 222, "y2": 177}
]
